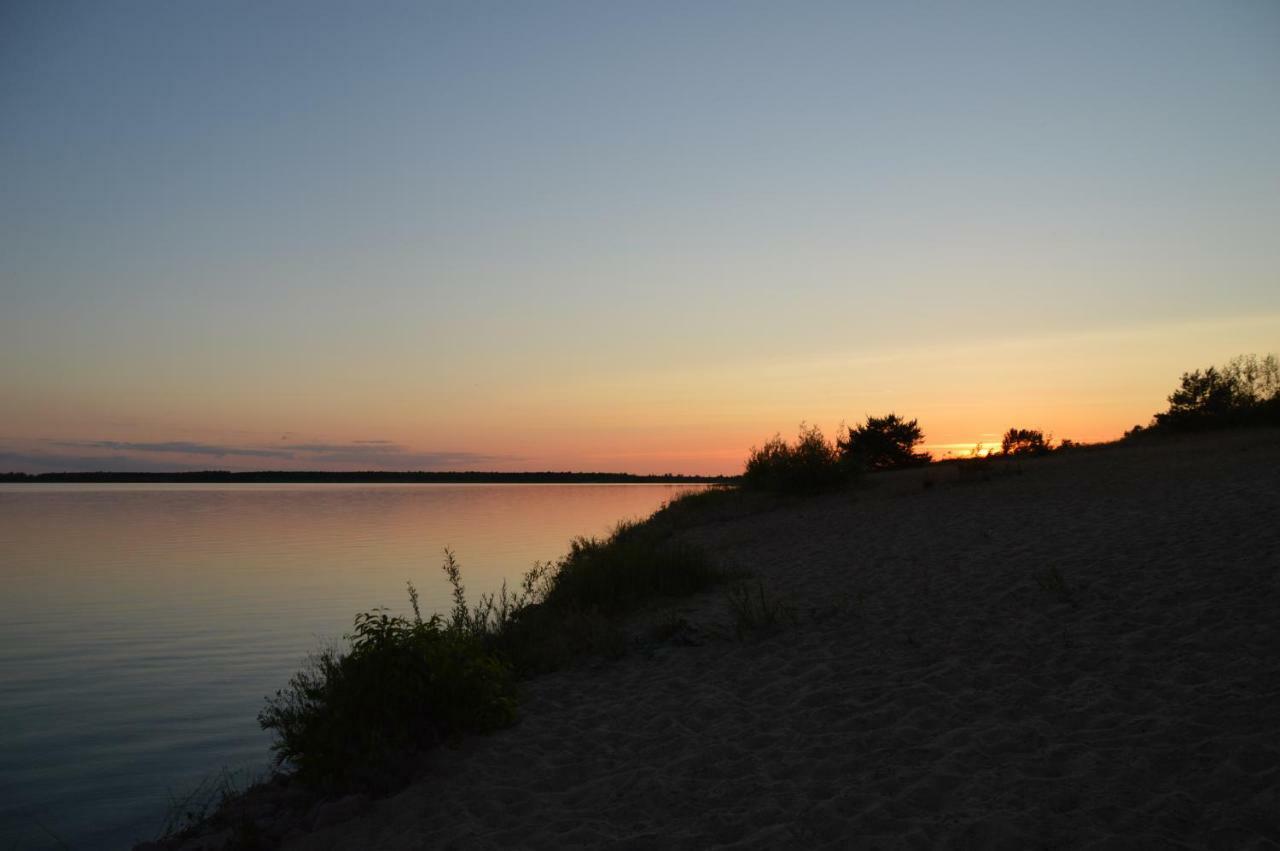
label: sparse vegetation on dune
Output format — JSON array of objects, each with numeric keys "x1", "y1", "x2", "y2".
[
  {"x1": 176, "y1": 352, "x2": 1280, "y2": 844},
  {"x1": 838, "y1": 413, "x2": 931, "y2": 471},
  {"x1": 726, "y1": 579, "x2": 794, "y2": 639},
  {"x1": 1001, "y1": 427, "x2": 1052, "y2": 456},
  {"x1": 740, "y1": 354, "x2": 1280, "y2": 499},
  {"x1": 257, "y1": 489, "x2": 727, "y2": 792},
  {"x1": 190, "y1": 423, "x2": 1278, "y2": 850},
  {"x1": 743, "y1": 423, "x2": 844, "y2": 494},
  {"x1": 742, "y1": 414, "x2": 935, "y2": 494},
  {"x1": 258, "y1": 569, "x2": 519, "y2": 790},
  {"x1": 1131, "y1": 352, "x2": 1280, "y2": 435}
]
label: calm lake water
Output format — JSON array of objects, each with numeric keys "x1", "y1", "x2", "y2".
[{"x1": 0, "y1": 483, "x2": 705, "y2": 850}]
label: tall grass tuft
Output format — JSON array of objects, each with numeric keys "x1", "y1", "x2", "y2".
[
  {"x1": 491, "y1": 518, "x2": 723, "y2": 672},
  {"x1": 260, "y1": 516, "x2": 723, "y2": 788},
  {"x1": 258, "y1": 564, "x2": 519, "y2": 790},
  {"x1": 542, "y1": 520, "x2": 721, "y2": 614},
  {"x1": 726, "y1": 579, "x2": 793, "y2": 639}
]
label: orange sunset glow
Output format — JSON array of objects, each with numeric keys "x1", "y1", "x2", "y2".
[{"x1": 3, "y1": 5, "x2": 1279, "y2": 850}]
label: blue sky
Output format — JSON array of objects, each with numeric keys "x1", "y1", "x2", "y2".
[{"x1": 2, "y1": 1, "x2": 1278, "y2": 472}]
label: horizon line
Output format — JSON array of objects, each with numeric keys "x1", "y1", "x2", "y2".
[{"x1": 0, "y1": 469, "x2": 737, "y2": 482}]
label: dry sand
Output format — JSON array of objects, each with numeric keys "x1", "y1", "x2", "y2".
[{"x1": 284, "y1": 430, "x2": 1279, "y2": 849}]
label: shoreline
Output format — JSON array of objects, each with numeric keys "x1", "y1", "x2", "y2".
[
  {"x1": 144, "y1": 429, "x2": 1280, "y2": 849},
  {"x1": 0, "y1": 471, "x2": 733, "y2": 485}
]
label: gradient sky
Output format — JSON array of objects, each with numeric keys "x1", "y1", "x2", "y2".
[{"x1": 3, "y1": 1, "x2": 1278, "y2": 474}]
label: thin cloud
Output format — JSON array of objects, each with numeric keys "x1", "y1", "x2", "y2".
[
  {"x1": 297, "y1": 450, "x2": 512, "y2": 468},
  {"x1": 2, "y1": 439, "x2": 519, "y2": 473},
  {"x1": 0, "y1": 451, "x2": 213, "y2": 473},
  {"x1": 286, "y1": 442, "x2": 403, "y2": 454},
  {"x1": 53, "y1": 440, "x2": 294, "y2": 459}
]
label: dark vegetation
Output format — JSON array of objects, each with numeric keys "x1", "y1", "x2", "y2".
[
  {"x1": 742, "y1": 423, "x2": 844, "y2": 493},
  {"x1": 1000, "y1": 427, "x2": 1052, "y2": 456},
  {"x1": 258, "y1": 566, "x2": 519, "y2": 790},
  {"x1": 1130, "y1": 353, "x2": 1280, "y2": 434},
  {"x1": 258, "y1": 494, "x2": 726, "y2": 790},
  {"x1": 741, "y1": 353, "x2": 1280, "y2": 497},
  {"x1": 0, "y1": 470, "x2": 732, "y2": 483},
  {"x1": 839, "y1": 414, "x2": 930, "y2": 471},
  {"x1": 726, "y1": 579, "x2": 795, "y2": 638},
  {"x1": 743, "y1": 414, "x2": 931, "y2": 494},
  {"x1": 163, "y1": 351, "x2": 1280, "y2": 842}
]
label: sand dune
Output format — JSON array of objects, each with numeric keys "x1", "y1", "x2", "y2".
[{"x1": 264, "y1": 431, "x2": 1280, "y2": 849}]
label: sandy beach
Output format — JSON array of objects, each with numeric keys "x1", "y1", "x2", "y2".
[{"x1": 189, "y1": 430, "x2": 1279, "y2": 849}]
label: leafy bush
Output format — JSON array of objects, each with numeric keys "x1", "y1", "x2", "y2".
[
  {"x1": 743, "y1": 423, "x2": 844, "y2": 493},
  {"x1": 261, "y1": 520, "x2": 724, "y2": 786},
  {"x1": 1001, "y1": 427, "x2": 1051, "y2": 455},
  {"x1": 1149, "y1": 353, "x2": 1280, "y2": 431},
  {"x1": 838, "y1": 413, "x2": 931, "y2": 471},
  {"x1": 258, "y1": 567, "x2": 518, "y2": 789},
  {"x1": 495, "y1": 518, "x2": 723, "y2": 672},
  {"x1": 542, "y1": 520, "x2": 720, "y2": 614}
]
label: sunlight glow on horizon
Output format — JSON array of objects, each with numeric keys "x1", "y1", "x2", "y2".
[
  {"x1": 2, "y1": 3, "x2": 1278, "y2": 474},
  {"x1": 4, "y1": 313, "x2": 1275, "y2": 475}
]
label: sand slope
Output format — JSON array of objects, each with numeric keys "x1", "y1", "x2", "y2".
[{"x1": 287, "y1": 431, "x2": 1280, "y2": 849}]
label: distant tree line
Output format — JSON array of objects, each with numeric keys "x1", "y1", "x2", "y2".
[{"x1": 0, "y1": 470, "x2": 734, "y2": 484}]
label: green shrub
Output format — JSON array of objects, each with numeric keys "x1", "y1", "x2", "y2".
[
  {"x1": 838, "y1": 413, "x2": 931, "y2": 471},
  {"x1": 258, "y1": 568, "x2": 518, "y2": 789},
  {"x1": 261, "y1": 520, "x2": 724, "y2": 787},
  {"x1": 486, "y1": 519, "x2": 722, "y2": 673},
  {"x1": 743, "y1": 423, "x2": 844, "y2": 493},
  {"x1": 541, "y1": 520, "x2": 722, "y2": 615}
]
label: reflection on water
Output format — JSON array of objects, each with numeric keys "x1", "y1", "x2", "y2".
[{"x1": 0, "y1": 483, "x2": 703, "y2": 850}]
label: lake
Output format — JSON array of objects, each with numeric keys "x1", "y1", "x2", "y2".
[{"x1": 0, "y1": 483, "x2": 705, "y2": 850}]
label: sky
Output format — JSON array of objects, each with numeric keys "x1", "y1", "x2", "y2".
[{"x1": 2, "y1": 1, "x2": 1278, "y2": 474}]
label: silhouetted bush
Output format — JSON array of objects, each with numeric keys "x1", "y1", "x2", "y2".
[
  {"x1": 499, "y1": 517, "x2": 723, "y2": 672},
  {"x1": 743, "y1": 423, "x2": 844, "y2": 493},
  {"x1": 542, "y1": 520, "x2": 720, "y2": 614},
  {"x1": 1001, "y1": 428, "x2": 1051, "y2": 455},
  {"x1": 1146, "y1": 353, "x2": 1280, "y2": 431},
  {"x1": 838, "y1": 413, "x2": 931, "y2": 471},
  {"x1": 258, "y1": 566, "x2": 518, "y2": 789},
  {"x1": 261, "y1": 509, "x2": 724, "y2": 787}
]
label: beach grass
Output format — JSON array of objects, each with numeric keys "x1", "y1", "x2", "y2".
[{"x1": 255, "y1": 489, "x2": 727, "y2": 791}]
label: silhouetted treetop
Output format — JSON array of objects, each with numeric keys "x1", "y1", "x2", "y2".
[
  {"x1": 1001, "y1": 428, "x2": 1051, "y2": 456},
  {"x1": 838, "y1": 414, "x2": 931, "y2": 471},
  {"x1": 743, "y1": 423, "x2": 844, "y2": 494},
  {"x1": 1149, "y1": 353, "x2": 1279, "y2": 431}
]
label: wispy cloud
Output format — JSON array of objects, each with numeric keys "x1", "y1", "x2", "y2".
[
  {"x1": 293, "y1": 449, "x2": 508, "y2": 468},
  {"x1": 0, "y1": 451, "x2": 212, "y2": 473},
  {"x1": 283, "y1": 442, "x2": 400, "y2": 454},
  {"x1": 1, "y1": 439, "x2": 517, "y2": 473},
  {"x1": 54, "y1": 440, "x2": 294, "y2": 459}
]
